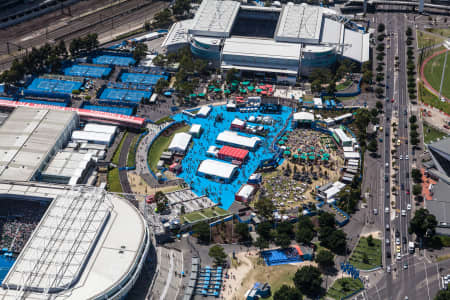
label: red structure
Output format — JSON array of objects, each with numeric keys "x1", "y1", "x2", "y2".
[
  {"x1": 218, "y1": 146, "x2": 249, "y2": 162},
  {"x1": 169, "y1": 163, "x2": 182, "y2": 174},
  {"x1": 230, "y1": 118, "x2": 246, "y2": 131}
]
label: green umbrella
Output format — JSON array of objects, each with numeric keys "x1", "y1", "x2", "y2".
[
  {"x1": 309, "y1": 152, "x2": 314, "y2": 156},
  {"x1": 198, "y1": 93, "x2": 205, "y2": 97},
  {"x1": 310, "y1": 146, "x2": 315, "y2": 150},
  {"x1": 224, "y1": 89, "x2": 231, "y2": 94},
  {"x1": 298, "y1": 148, "x2": 302, "y2": 152},
  {"x1": 241, "y1": 81, "x2": 250, "y2": 85},
  {"x1": 208, "y1": 85, "x2": 215, "y2": 89},
  {"x1": 214, "y1": 88, "x2": 222, "y2": 92},
  {"x1": 248, "y1": 86, "x2": 254, "y2": 91},
  {"x1": 282, "y1": 136, "x2": 288, "y2": 140},
  {"x1": 309, "y1": 155, "x2": 315, "y2": 160},
  {"x1": 284, "y1": 151, "x2": 291, "y2": 155},
  {"x1": 320, "y1": 149, "x2": 324, "y2": 152},
  {"x1": 285, "y1": 132, "x2": 290, "y2": 136},
  {"x1": 256, "y1": 88, "x2": 262, "y2": 93},
  {"x1": 190, "y1": 93, "x2": 197, "y2": 97},
  {"x1": 293, "y1": 154, "x2": 299, "y2": 159},
  {"x1": 278, "y1": 141, "x2": 285, "y2": 145},
  {"x1": 286, "y1": 147, "x2": 290, "y2": 150},
  {"x1": 240, "y1": 88, "x2": 247, "y2": 93},
  {"x1": 231, "y1": 82, "x2": 238, "y2": 86},
  {"x1": 301, "y1": 155, "x2": 307, "y2": 160}
]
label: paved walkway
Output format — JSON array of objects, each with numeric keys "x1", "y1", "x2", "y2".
[{"x1": 135, "y1": 123, "x2": 171, "y2": 187}]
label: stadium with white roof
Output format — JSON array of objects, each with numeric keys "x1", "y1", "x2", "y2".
[
  {"x1": 0, "y1": 183, "x2": 150, "y2": 299},
  {"x1": 162, "y1": 0, "x2": 370, "y2": 82}
]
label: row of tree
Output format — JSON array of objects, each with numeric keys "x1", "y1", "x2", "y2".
[{"x1": 405, "y1": 27, "x2": 417, "y2": 101}]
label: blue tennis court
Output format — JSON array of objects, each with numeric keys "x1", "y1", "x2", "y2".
[
  {"x1": 27, "y1": 78, "x2": 83, "y2": 94},
  {"x1": 82, "y1": 104, "x2": 134, "y2": 116},
  {"x1": 19, "y1": 99, "x2": 68, "y2": 107},
  {"x1": 93, "y1": 55, "x2": 136, "y2": 66},
  {"x1": 120, "y1": 73, "x2": 167, "y2": 85},
  {"x1": 100, "y1": 88, "x2": 151, "y2": 103},
  {"x1": 64, "y1": 65, "x2": 111, "y2": 78},
  {"x1": 171, "y1": 105, "x2": 292, "y2": 209},
  {"x1": 0, "y1": 254, "x2": 15, "y2": 284},
  {"x1": 261, "y1": 248, "x2": 303, "y2": 266}
]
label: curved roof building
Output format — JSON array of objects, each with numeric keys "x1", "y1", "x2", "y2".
[
  {"x1": 163, "y1": 0, "x2": 370, "y2": 79},
  {"x1": 0, "y1": 184, "x2": 150, "y2": 300}
]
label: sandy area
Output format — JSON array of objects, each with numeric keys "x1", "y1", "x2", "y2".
[
  {"x1": 223, "y1": 250, "x2": 318, "y2": 300},
  {"x1": 127, "y1": 172, "x2": 183, "y2": 196}
]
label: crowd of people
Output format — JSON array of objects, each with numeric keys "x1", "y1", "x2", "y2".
[{"x1": 0, "y1": 200, "x2": 48, "y2": 254}]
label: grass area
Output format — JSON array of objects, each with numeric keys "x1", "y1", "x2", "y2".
[
  {"x1": 112, "y1": 132, "x2": 127, "y2": 165},
  {"x1": 147, "y1": 125, "x2": 190, "y2": 173},
  {"x1": 127, "y1": 133, "x2": 141, "y2": 167},
  {"x1": 336, "y1": 79, "x2": 352, "y2": 91},
  {"x1": 336, "y1": 95, "x2": 358, "y2": 101},
  {"x1": 107, "y1": 168, "x2": 122, "y2": 193},
  {"x1": 181, "y1": 206, "x2": 229, "y2": 224},
  {"x1": 436, "y1": 254, "x2": 450, "y2": 262},
  {"x1": 155, "y1": 115, "x2": 174, "y2": 125},
  {"x1": 423, "y1": 123, "x2": 448, "y2": 144},
  {"x1": 327, "y1": 278, "x2": 364, "y2": 300},
  {"x1": 417, "y1": 30, "x2": 445, "y2": 48},
  {"x1": 238, "y1": 257, "x2": 299, "y2": 300},
  {"x1": 425, "y1": 28, "x2": 450, "y2": 38},
  {"x1": 349, "y1": 237, "x2": 382, "y2": 270},
  {"x1": 419, "y1": 83, "x2": 450, "y2": 114},
  {"x1": 112, "y1": 27, "x2": 145, "y2": 42},
  {"x1": 423, "y1": 51, "x2": 450, "y2": 100},
  {"x1": 438, "y1": 235, "x2": 450, "y2": 247}
]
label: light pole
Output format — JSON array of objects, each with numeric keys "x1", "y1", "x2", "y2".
[{"x1": 438, "y1": 40, "x2": 450, "y2": 101}]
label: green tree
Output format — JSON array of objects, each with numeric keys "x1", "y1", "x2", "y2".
[
  {"x1": 275, "y1": 233, "x2": 291, "y2": 249},
  {"x1": 226, "y1": 68, "x2": 239, "y2": 83},
  {"x1": 319, "y1": 212, "x2": 336, "y2": 228},
  {"x1": 277, "y1": 221, "x2": 294, "y2": 238},
  {"x1": 235, "y1": 222, "x2": 251, "y2": 242},
  {"x1": 193, "y1": 221, "x2": 210, "y2": 243},
  {"x1": 295, "y1": 219, "x2": 314, "y2": 244},
  {"x1": 354, "y1": 108, "x2": 371, "y2": 142},
  {"x1": 409, "y1": 115, "x2": 417, "y2": 123},
  {"x1": 255, "y1": 196, "x2": 275, "y2": 220},
  {"x1": 254, "y1": 236, "x2": 269, "y2": 252},
  {"x1": 172, "y1": 0, "x2": 191, "y2": 15},
  {"x1": 376, "y1": 101, "x2": 383, "y2": 111},
  {"x1": 293, "y1": 266, "x2": 323, "y2": 298},
  {"x1": 208, "y1": 245, "x2": 227, "y2": 265},
  {"x1": 311, "y1": 79, "x2": 322, "y2": 94},
  {"x1": 273, "y1": 285, "x2": 303, "y2": 300},
  {"x1": 409, "y1": 208, "x2": 438, "y2": 239},
  {"x1": 256, "y1": 222, "x2": 273, "y2": 241},
  {"x1": 368, "y1": 139, "x2": 378, "y2": 153},
  {"x1": 406, "y1": 27, "x2": 413, "y2": 36},
  {"x1": 153, "y1": 8, "x2": 172, "y2": 28},
  {"x1": 367, "y1": 234, "x2": 374, "y2": 246},
  {"x1": 155, "y1": 78, "x2": 169, "y2": 94},
  {"x1": 411, "y1": 168, "x2": 422, "y2": 183},
  {"x1": 434, "y1": 289, "x2": 450, "y2": 300},
  {"x1": 315, "y1": 249, "x2": 334, "y2": 270},
  {"x1": 377, "y1": 23, "x2": 385, "y2": 32},
  {"x1": 133, "y1": 43, "x2": 148, "y2": 62},
  {"x1": 412, "y1": 184, "x2": 422, "y2": 196},
  {"x1": 327, "y1": 80, "x2": 336, "y2": 95},
  {"x1": 362, "y1": 252, "x2": 370, "y2": 264}
]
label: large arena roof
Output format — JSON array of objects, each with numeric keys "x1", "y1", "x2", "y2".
[
  {"x1": 0, "y1": 185, "x2": 149, "y2": 299},
  {"x1": 0, "y1": 107, "x2": 77, "y2": 182},
  {"x1": 189, "y1": 0, "x2": 240, "y2": 37},
  {"x1": 275, "y1": 4, "x2": 323, "y2": 44}
]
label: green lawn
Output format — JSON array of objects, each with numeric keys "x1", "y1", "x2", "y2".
[
  {"x1": 425, "y1": 28, "x2": 450, "y2": 38},
  {"x1": 423, "y1": 123, "x2": 448, "y2": 144},
  {"x1": 112, "y1": 132, "x2": 128, "y2": 165},
  {"x1": 417, "y1": 30, "x2": 445, "y2": 48},
  {"x1": 336, "y1": 80, "x2": 352, "y2": 91},
  {"x1": 423, "y1": 51, "x2": 450, "y2": 100},
  {"x1": 127, "y1": 134, "x2": 141, "y2": 167},
  {"x1": 419, "y1": 83, "x2": 450, "y2": 114},
  {"x1": 327, "y1": 278, "x2": 364, "y2": 300},
  {"x1": 107, "y1": 168, "x2": 122, "y2": 193},
  {"x1": 147, "y1": 125, "x2": 190, "y2": 173},
  {"x1": 349, "y1": 237, "x2": 382, "y2": 270},
  {"x1": 155, "y1": 115, "x2": 174, "y2": 125},
  {"x1": 181, "y1": 206, "x2": 230, "y2": 224}
]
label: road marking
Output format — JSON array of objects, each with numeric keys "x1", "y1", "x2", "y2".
[
  {"x1": 424, "y1": 261, "x2": 431, "y2": 300},
  {"x1": 375, "y1": 282, "x2": 382, "y2": 300}
]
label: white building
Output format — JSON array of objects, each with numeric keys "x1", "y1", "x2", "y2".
[
  {"x1": 344, "y1": 151, "x2": 361, "y2": 160},
  {"x1": 216, "y1": 130, "x2": 261, "y2": 150},
  {"x1": 332, "y1": 127, "x2": 353, "y2": 147},
  {"x1": 40, "y1": 151, "x2": 94, "y2": 185},
  {"x1": 189, "y1": 124, "x2": 202, "y2": 137},
  {"x1": 71, "y1": 130, "x2": 115, "y2": 145},
  {"x1": 168, "y1": 132, "x2": 192, "y2": 153},
  {"x1": 0, "y1": 107, "x2": 78, "y2": 181},
  {"x1": 197, "y1": 105, "x2": 211, "y2": 118},
  {"x1": 197, "y1": 159, "x2": 238, "y2": 182},
  {"x1": 163, "y1": 0, "x2": 370, "y2": 80},
  {"x1": 84, "y1": 123, "x2": 118, "y2": 135},
  {"x1": 0, "y1": 185, "x2": 150, "y2": 300}
]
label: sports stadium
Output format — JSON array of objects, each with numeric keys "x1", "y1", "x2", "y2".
[
  {"x1": 0, "y1": 183, "x2": 150, "y2": 299},
  {"x1": 163, "y1": 0, "x2": 370, "y2": 83}
]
